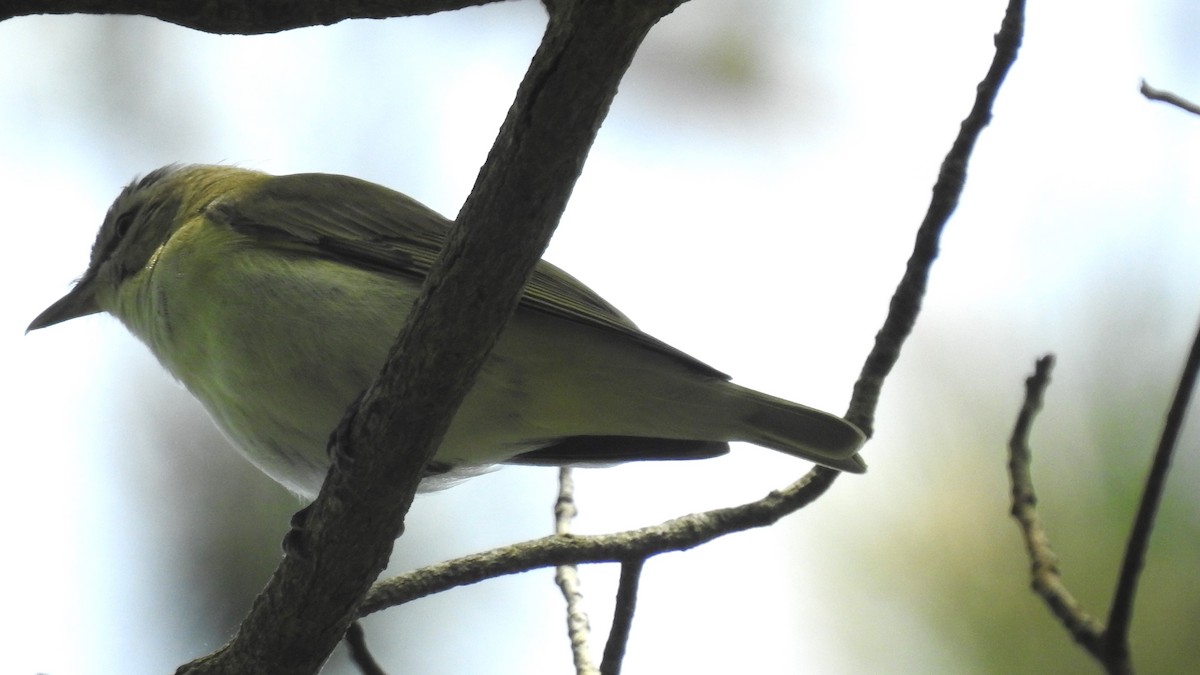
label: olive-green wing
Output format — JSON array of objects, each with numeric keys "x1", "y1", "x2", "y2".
[{"x1": 208, "y1": 172, "x2": 727, "y2": 379}]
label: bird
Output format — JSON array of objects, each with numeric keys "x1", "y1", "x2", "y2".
[{"x1": 28, "y1": 165, "x2": 866, "y2": 498}]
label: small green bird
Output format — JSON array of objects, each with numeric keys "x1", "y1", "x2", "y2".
[{"x1": 29, "y1": 165, "x2": 865, "y2": 497}]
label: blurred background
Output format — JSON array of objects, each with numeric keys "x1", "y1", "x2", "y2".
[{"x1": 4, "y1": 0, "x2": 1200, "y2": 672}]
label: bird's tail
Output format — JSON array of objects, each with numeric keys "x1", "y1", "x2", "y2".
[{"x1": 726, "y1": 384, "x2": 867, "y2": 473}]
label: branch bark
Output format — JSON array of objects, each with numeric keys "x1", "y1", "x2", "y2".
[
  {"x1": 555, "y1": 468, "x2": 599, "y2": 675},
  {"x1": 360, "y1": 469, "x2": 840, "y2": 614},
  {"x1": 170, "y1": 1, "x2": 687, "y2": 672},
  {"x1": 0, "y1": 0, "x2": 504, "y2": 34},
  {"x1": 1140, "y1": 80, "x2": 1200, "y2": 117},
  {"x1": 846, "y1": 0, "x2": 1026, "y2": 436},
  {"x1": 599, "y1": 560, "x2": 643, "y2": 675}
]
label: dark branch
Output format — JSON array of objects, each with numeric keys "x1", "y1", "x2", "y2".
[
  {"x1": 1007, "y1": 79, "x2": 1200, "y2": 675},
  {"x1": 345, "y1": 622, "x2": 387, "y2": 675},
  {"x1": 177, "y1": 1, "x2": 686, "y2": 672},
  {"x1": 1105, "y1": 313, "x2": 1200, "y2": 656},
  {"x1": 0, "y1": 0, "x2": 505, "y2": 34},
  {"x1": 600, "y1": 560, "x2": 644, "y2": 675},
  {"x1": 1140, "y1": 80, "x2": 1200, "y2": 117}
]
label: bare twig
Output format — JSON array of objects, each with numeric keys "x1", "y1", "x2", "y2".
[
  {"x1": 555, "y1": 468, "x2": 599, "y2": 675},
  {"x1": 344, "y1": 622, "x2": 387, "y2": 675},
  {"x1": 1007, "y1": 356, "x2": 1107, "y2": 652},
  {"x1": 1105, "y1": 315, "x2": 1200, "y2": 658},
  {"x1": 847, "y1": 0, "x2": 1026, "y2": 436},
  {"x1": 1009, "y1": 313, "x2": 1200, "y2": 674},
  {"x1": 600, "y1": 560, "x2": 644, "y2": 675},
  {"x1": 1140, "y1": 80, "x2": 1200, "y2": 117}
]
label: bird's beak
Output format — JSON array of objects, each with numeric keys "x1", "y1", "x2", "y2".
[{"x1": 27, "y1": 273, "x2": 101, "y2": 332}]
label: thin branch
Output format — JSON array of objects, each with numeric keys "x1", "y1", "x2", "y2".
[
  {"x1": 359, "y1": 0, "x2": 1028, "y2": 622},
  {"x1": 555, "y1": 468, "x2": 579, "y2": 538},
  {"x1": 1009, "y1": 313, "x2": 1200, "y2": 674},
  {"x1": 847, "y1": 0, "x2": 1026, "y2": 436},
  {"x1": 1006, "y1": 78, "x2": 1200, "y2": 675},
  {"x1": 344, "y1": 622, "x2": 387, "y2": 675},
  {"x1": 555, "y1": 468, "x2": 599, "y2": 675},
  {"x1": 1140, "y1": 80, "x2": 1200, "y2": 117},
  {"x1": 0, "y1": 0, "x2": 504, "y2": 34},
  {"x1": 360, "y1": 468, "x2": 839, "y2": 615},
  {"x1": 1105, "y1": 314, "x2": 1200, "y2": 653},
  {"x1": 557, "y1": 565, "x2": 598, "y2": 675},
  {"x1": 600, "y1": 560, "x2": 644, "y2": 675},
  {"x1": 1007, "y1": 356, "x2": 1106, "y2": 652}
]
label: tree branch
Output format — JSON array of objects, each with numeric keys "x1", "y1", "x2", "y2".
[
  {"x1": 357, "y1": 0, "x2": 1028, "y2": 628},
  {"x1": 1007, "y1": 356, "x2": 1107, "y2": 653},
  {"x1": 360, "y1": 468, "x2": 839, "y2": 615},
  {"x1": 1140, "y1": 80, "x2": 1200, "y2": 117},
  {"x1": 555, "y1": 468, "x2": 599, "y2": 675},
  {"x1": 847, "y1": 0, "x2": 1026, "y2": 436},
  {"x1": 1006, "y1": 79, "x2": 1200, "y2": 675},
  {"x1": 599, "y1": 560, "x2": 643, "y2": 675},
  {"x1": 0, "y1": 0, "x2": 504, "y2": 34},
  {"x1": 344, "y1": 622, "x2": 387, "y2": 675},
  {"x1": 177, "y1": 1, "x2": 686, "y2": 672},
  {"x1": 1104, "y1": 313, "x2": 1200, "y2": 660}
]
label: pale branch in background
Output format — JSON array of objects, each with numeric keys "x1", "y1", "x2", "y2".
[
  {"x1": 555, "y1": 467, "x2": 599, "y2": 675},
  {"x1": 1107, "y1": 311, "x2": 1200, "y2": 665}
]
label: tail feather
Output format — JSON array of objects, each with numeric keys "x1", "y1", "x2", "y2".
[{"x1": 729, "y1": 384, "x2": 867, "y2": 473}]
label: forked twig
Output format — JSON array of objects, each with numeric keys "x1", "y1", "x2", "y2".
[{"x1": 1008, "y1": 312, "x2": 1200, "y2": 674}]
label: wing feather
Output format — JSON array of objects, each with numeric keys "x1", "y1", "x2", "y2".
[{"x1": 207, "y1": 173, "x2": 727, "y2": 379}]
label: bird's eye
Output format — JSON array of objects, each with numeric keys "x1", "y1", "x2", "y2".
[{"x1": 114, "y1": 211, "x2": 135, "y2": 238}]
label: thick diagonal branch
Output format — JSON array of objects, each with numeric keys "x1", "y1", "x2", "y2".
[{"x1": 178, "y1": 2, "x2": 685, "y2": 673}]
